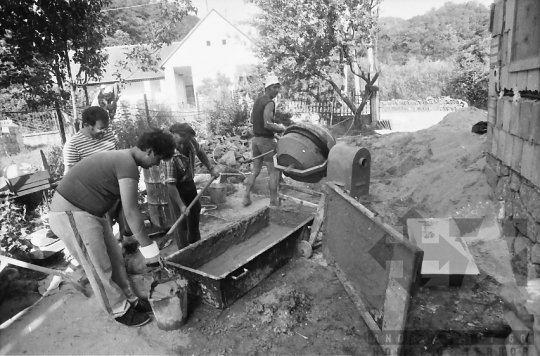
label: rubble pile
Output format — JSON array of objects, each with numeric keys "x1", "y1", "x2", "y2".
[{"x1": 198, "y1": 134, "x2": 253, "y2": 175}]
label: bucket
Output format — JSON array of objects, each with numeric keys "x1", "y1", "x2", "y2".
[
  {"x1": 148, "y1": 277, "x2": 188, "y2": 331},
  {"x1": 143, "y1": 166, "x2": 175, "y2": 228},
  {"x1": 207, "y1": 183, "x2": 227, "y2": 204}
]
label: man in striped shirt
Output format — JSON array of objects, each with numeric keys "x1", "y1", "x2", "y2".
[{"x1": 63, "y1": 106, "x2": 117, "y2": 174}]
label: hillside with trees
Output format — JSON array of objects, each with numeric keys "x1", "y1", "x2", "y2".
[
  {"x1": 103, "y1": 0, "x2": 199, "y2": 46},
  {"x1": 377, "y1": 1, "x2": 491, "y2": 108}
]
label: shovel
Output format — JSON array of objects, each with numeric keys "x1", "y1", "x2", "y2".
[{"x1": 0, "y1": 254, "x2": 90, "y2": 298}]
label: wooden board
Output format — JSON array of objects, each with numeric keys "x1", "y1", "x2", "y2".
[{"x1": 322, "y1": 183, "x2": 424, "y2": 356}]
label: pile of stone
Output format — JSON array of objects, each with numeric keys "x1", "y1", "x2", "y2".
[{"x1": 199, "y1": 134, "x2": 254, "y2": 173}]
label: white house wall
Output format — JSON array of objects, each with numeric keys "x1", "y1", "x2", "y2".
[{"x1": 162, "y1": 11, "x2": 260, "y2": 92}]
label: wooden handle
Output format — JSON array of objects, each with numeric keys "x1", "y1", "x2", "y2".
[
  {"x1": 166, "y1": 176, "x2": 218, "y2": 235},
  {"x1": 0, "y1": 254, "x2": 69, "y2": 279}
]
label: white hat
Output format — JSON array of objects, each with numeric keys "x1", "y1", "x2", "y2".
[{"x1": 264, "y1": 74, "x2": 280, "y2": 88}]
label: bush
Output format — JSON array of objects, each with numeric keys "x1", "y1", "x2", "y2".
[
  {"x1": 378, "y1": 58, "x2": 455, "y2": 100},
  {"x1": 207, "y1": 96, "x2": 250, "y2": 136},
  {"x1": 0, "y1": 199, "x2": 42, "y2": 260},
  {"x1": 111, "y1": 102, "x2": 183, "y2": 149},
  {"x1": 444, "y1": 52, "x2": 489, "y2": 110},
  {"x1": 45, "y1": 145, "x2": 64, "y2": 181}
]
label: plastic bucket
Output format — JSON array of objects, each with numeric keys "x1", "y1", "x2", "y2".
[
  {"x1": 148, "y1": 278, "x2": 188, "y2": 331},
  {"x1": 207, "y1": 184, "x2": 227, "y2": 204}
]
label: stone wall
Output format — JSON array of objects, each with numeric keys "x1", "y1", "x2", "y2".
[{"x1": 485, "y1": 152, "x2": 540, "y2": 282}]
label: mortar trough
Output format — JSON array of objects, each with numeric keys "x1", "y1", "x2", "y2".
[{"x1": 165, "y1": 206, "x2": 314, "y2": 309}]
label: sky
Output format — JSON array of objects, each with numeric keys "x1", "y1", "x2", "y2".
[{"x1": 191, "y1": 0, "x2": 494, "y2": 24}]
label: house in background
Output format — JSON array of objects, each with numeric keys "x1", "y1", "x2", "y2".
[
  {"x1": 85, "y1": 9, "x2": 260, "y2": 111},
  {"x1": 158, "y1": 9, "x2": 260, "y2": 109}
]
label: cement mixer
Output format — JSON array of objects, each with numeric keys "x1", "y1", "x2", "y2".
[{"x1": 273, "y1": 123, "x2": 371, "y2": 198}]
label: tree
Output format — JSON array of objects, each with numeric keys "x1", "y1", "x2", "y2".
[
  {"x1": 0, "y1": 0, "x2": 111, "y2": 142},
  {"x1": 252, "y1": 0, "x2": 382, "y2": 131},
  {"x1": 111, "y1": 0, "x2": 197, "y2": 83}
]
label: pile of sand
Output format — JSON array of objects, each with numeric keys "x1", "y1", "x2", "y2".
[{"x1": 342, "y1": 108, "x2": 491, "y2": 223}]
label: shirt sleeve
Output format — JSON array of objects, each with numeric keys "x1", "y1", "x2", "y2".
[
  {"x1": 63, "y1": 139, "x2": 80, "y2": 167},
  {"x1": 192, "y1": 138, "x2": 201, "y2": 153},
  {"x1": 160, "y1": 157, "x2": 177, "y2": 184},
  {"x1": 116, "y1": 156, "x2": 139, "y2": 180}
]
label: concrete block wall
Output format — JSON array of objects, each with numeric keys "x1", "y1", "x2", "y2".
[{"x1": 487, "y1": 0, "x2": 540, "y2": 283}]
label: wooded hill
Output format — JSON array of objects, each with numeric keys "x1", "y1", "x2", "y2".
[
  {"x1": 103, "y1": 0, "x2": 199, "y2": 46},
  {"x1": 378, "y1": 1, "x2": 490, "y2": 64}
]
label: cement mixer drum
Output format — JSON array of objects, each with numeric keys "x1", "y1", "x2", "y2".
[{"x1": 275, "y1": 123, "x2": 336, "y2": 183}]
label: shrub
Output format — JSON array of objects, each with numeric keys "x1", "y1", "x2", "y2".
[
  {"x1": 45, "y1": 145, "x2": 64, "y2": 181},
  {"x1": 0, "y1": 199, "x2": 41, "y2": 260},
  {"x1": 378, "y1": 58, "x2": 455, "y2": 100},
  {"x1": 207, "y1": 96, "x2": 250, "y2": 136},
  {"x1": 443, "y1": 49, "x2": 489, "y2": 110}
]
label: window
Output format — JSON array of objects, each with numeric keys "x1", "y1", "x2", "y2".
[
  {"x1": 509, "y1": 0, "x2": 540, "y2": 72},
  {"x1": 206, "y1": 41, "x2": 211, "y2": 46},
  {"x1": 222, "y1": 40, "x2": 227, "y2": 45}
]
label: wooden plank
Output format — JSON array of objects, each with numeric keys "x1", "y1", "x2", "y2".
[
  {"x1": 308, "y1": 193, "x2": 326, "y2": 245},
  {"x1": 517, "y1": 71, "x2": 529, "y2": 91},
  {"x1": 527, "y1": 70, "x2": 540, "y2": 91},
  {"x1": 510, "y1": 100, "x2": 521, "y2": 135},
  {"x1": 11, "y1": 184, "x2": 52, "y2": 198},
  {"x1": 499, "y1": 25, "x2": 507, "y2": 63},
  {"x1": 492, "y1": 1, "x2": 505, "y2": 36},
  {"x1": 14, "y1": 180, "x2": 51, "y2": 193},
  {"x1": 279, "y1": 194, "x2": 318, "y2": 208},
  {"x1": 509, "y1": 58, "x2": 540, "y2": 73},
  {"x1": 323, "y1": 183, "x2": 423, "y2": 356},
  {"x1": 7, "y1": 170, "x2": 50, "y2": 189},
  {"x1": 508, "y1": 72, "x2": 519, "y2": 89}
]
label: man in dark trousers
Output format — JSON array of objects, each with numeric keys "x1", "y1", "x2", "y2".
[
  {"x1": 243, "y1": 74, "x2": 285, "y2": 207},
  {"x1": 161, "y1": 123, "x2": 219, "y2": 250}
]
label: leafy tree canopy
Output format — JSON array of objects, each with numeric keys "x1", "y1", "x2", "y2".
[
  {"x1": 252, "y1": 0, "x2": 381, "y2": 116},
  {"x1": 378, "y1": 1, "x2": 490, "y2": 64}
]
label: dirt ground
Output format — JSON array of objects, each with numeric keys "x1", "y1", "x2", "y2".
[{"x1": 1, "y1": 109, "x2": 515, "y2": 355}]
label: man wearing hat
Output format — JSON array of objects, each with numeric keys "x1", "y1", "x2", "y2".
[
  {"x1": 243, "y1": 74, "x2": 286, "y2": 207},
  {"x1": 161, "y1": 122, "x2": 219, "y2": 250}
]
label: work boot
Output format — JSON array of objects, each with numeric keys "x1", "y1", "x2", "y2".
[{"x1": 115, "y1": 306, "x2": 151, "y2": 327}]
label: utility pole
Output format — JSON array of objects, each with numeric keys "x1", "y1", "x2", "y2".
[{"x1": 368, "y1": 3, "x2": 380, "y2": 128}]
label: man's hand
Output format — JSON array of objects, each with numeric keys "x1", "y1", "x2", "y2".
[
  {"x1": 210, "y1": 166, "x2": 220, "y2": 178},
  {"x1": 179, "y1": 205, "x2": 190, "y2": 216}
]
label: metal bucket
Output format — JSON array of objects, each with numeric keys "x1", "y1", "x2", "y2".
[
  {"x1": 142, "y1": 166, "x2": 174, "y2": 228},
  {"x1": 207, "y1": 183, "x2": 227, "y2": 204},
  {"x1": 148, "y1": 278, "x2": 188, "y2": 331}
]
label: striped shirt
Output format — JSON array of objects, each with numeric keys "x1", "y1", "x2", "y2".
[{"x1": 63, "y1": 130, "x2": 118, "y2": 168}]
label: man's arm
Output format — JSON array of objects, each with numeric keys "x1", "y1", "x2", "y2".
[
  {"x1": 167, "y1": 184, "x2": 186, "y2": 215},
  {"x1": 196, "y1": 149, "x2": 219, "y2": 177},
  {"x1": 118, "y1": 178, "x2": 152, "y2": 247},
  {"x1": 263, "y1": 102, "x2": 285, "y2": 133}
]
